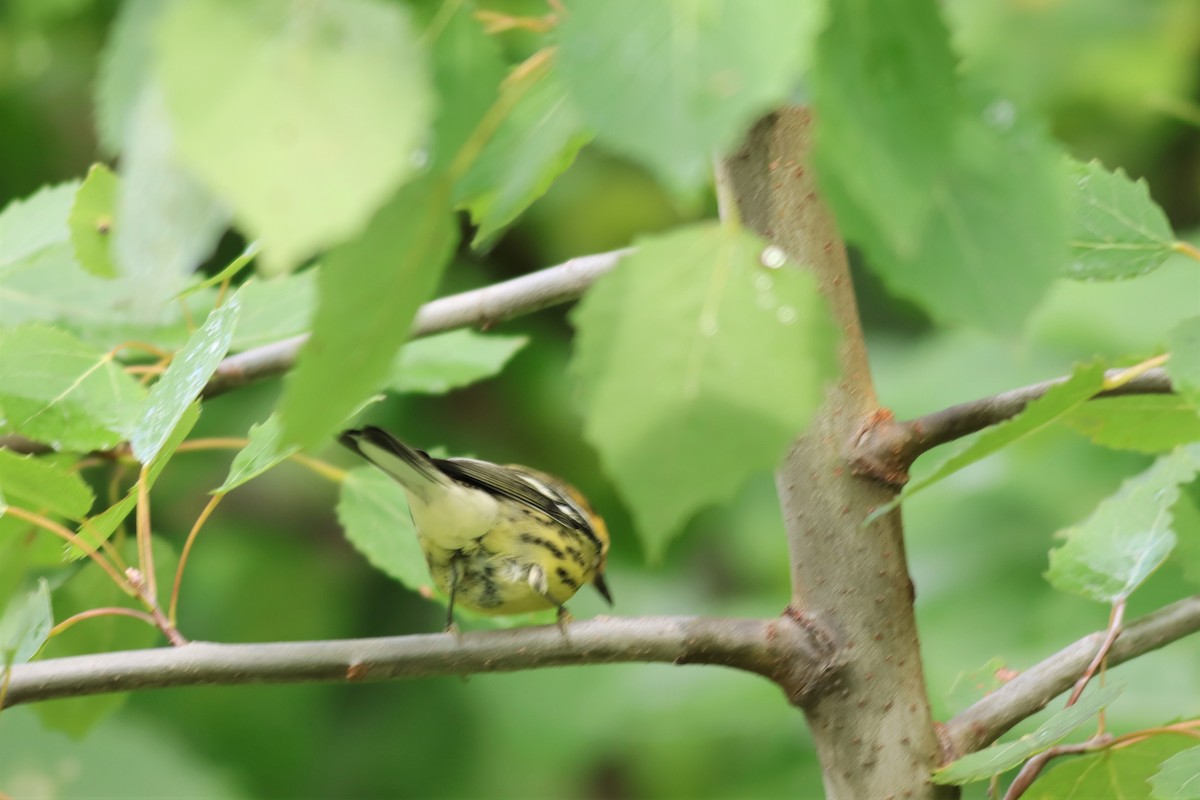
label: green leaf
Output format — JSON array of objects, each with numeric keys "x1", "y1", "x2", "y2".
[
  {"x1": 422, "y1": 0, "x2": 505, "y2": 170},
  {"x1": 455, "y1": 69, "x2": 591, "y2": 246},
  {"x1": 35, "y1": 539, "x2": 177, "y2": 737},
  {"x1": 1152, "y1": 745, "x2": 1200, "y2": 799},
  {"x1": 67, "y1": 163, "x2": 119, "y2": 278},
  {"x1": 0, "y1": 180, "x2": 197, "y2": 339},
  {"x1": 932, "y1": 683, "x2": 1124, "y2": 784},
  {"x1": 0, "y1": 325, "x2": 145, "y2": 451},
  {"x1": 944, "y1": 657, "x2": 1012, "y2": 715},
  {"x1": 389, "y1": 330, "x2": 528, "y2": 395},
  {"x1": 1169, "y1": 316, "x2": 1200, "y2": 406},
  {"x1": 112, "y1": 86, "x2": 230, "y2": 315},
  {"x1": 812, "y1": 0, "x2": 959, "y2": 258},
  {"x1": 841, "y1": 95, "x2": 1068, "y2": 332},
  {"x1": 213, "y1": 413, "x2": 297, "y2": 494},
  {"x1": 874, "y1": 363, "x2": 1107, "y2": 521},
  {"x1": 1028, "y1": 732, "x2": 1196, "y2": 799},
  {"x1": 1065, "y1": 395, "x2": 1200, "y2": 453},
  {"x1": 0, "y1": 450, "x2": 94, "y2": 520},
  {"x1": 176, "y1": 241, "x2": 259, "y2": 300},
  {"x1": 74, "y1": 402, "x2": 200, "y2": 557},
  {"x1": 1064, "y1": 158, "x2": 1176, "y2": 281},
  {"x1": 571, "y1": 222, "x2": 838, "y2": 558},
  {"x1": 229, "y1": 268, "x2": 315, "y2": 352},
  {"x1": 94, "y1": 0, "x2": 227, "y2": 311},
  {"x1": 94, "y1": 0, "x2": 167, "y2": 156},
  {"x1": 1174, "y1": 480, "x2": 1200, "y2": 589},
  {"x1": 336, "y1": 466, "x2": 428, "y2": 591},
  {"x1": 279, "y1": 176, "x2": 457, "y2": 449},
  {"x1": 0, "y1": 579, "x2": 52, "y2": 667},
  {"x1": 0, "y1": 180, "x2": 78, "y2": 273},
  {"x1": 216, "y1": 395, "x2": 382, "y2": 494},
  {"x1": 1047, "y1": 444, "x2": 1200, "y2": 603},
  {"x1": 556, "y1": 0, "x2": 823, "y2": 191},
  {"x1": 156, "y1": 0, "x2": 434, "y2": 274},
  {"x1": 130, "y1": 294, "x2": 241, "y2": 464}
]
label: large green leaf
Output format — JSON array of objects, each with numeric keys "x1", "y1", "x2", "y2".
[
  {"x1": 0, "y1": 449, "x2": 94, "y2": 520},
  {"x1": 840, "y1": 95, "x2": 1068, "y2": 331},
  {"x1": 229, "y1": 270, "x2": 316, "y2": 351},
  {"x1": 112, "y1": 86, "x2": 229, "y2": 314},
  {"x1": 1047, "y1": 444, "x2": 1200, "y2": 603},
  {"x1": 94, "y1": 0, "x2": 170, "y2": 156},
  {"x1": 1064, "y1": 158, "x2": 1176, "y2": 281},
  {"x1": 812, "y1": 0, "x2": 958, "y2": 258},
  {"x1": 336, "y1": 466, "x2": 427, "y2": 591},
  {"x1": 1026, "y1": 731, "x2": 1196, "y2": 799},
  {"x1": 0, "y1": 181, "x2": 199, "y2": 341},
  {"x1": 422, "y1": 0, "x2": 505, "y2": 171},
  {"x1": 1065, "y1": 394, "x2": 1200, "y2": 454},
  {"x1": 388, "y1": 330, "x2": 528, "y2": 395},
  {"x1": 130, "y1": 293, "x2": 241, "y2": 464},
  {"x1": 455, "y1": 69, "x2": 591, "y2": 246},
  {"x1": 278, "y1": 176, "x2": 457, "y2": 449},
  {"x1": 155, "y1": 0, "x2": 434, "y2": 274},
  {"x1": 571, "y1": 222, "x2": 838, "y2": 558},
  {"x1": 1152, "y1": 745, "x2": 1200, "y2": 800},
  {"x1": 556, "y1": 0, "x2": 822, "y2": 191},
  {"x1": 932, "y1": 684, "x2": 1123, "y2": 784},
  {"x1": 0, "y1": 325, "x2": 145, "y2": 451}
]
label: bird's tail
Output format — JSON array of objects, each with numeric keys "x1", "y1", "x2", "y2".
[{"x1": 338, "y1": 427, "x2": 444, "y2": 494}]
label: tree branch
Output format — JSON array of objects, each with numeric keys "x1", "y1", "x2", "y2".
[
  {"x1": 725, "y1": 110, "x2": 953, "y2": 799},
  {"x1": 850, "y1": 368, "x2": 1174, "y2": 485},
  {"x1": 942, "y1": 594, "x2": 1200, "y2": 757},
  {"x1": 2, "y1": 614, "x2": 838, "y2": 709},
  {"x1": 202, "y1": 247, "x2": 631, "y2": 399}
]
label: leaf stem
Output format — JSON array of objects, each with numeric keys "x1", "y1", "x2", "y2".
[
  {"x1": 2, "y1": 506, "x2": 133, "y2": 594},
  {"x1": 49, "y1": 606, "x2": 159, "y2": 637},
  {"x1": 169, "y1": 493, "x2": 224, "y2": 626}
]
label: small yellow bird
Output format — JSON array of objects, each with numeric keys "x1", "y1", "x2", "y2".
[{"x1": 338, "y1": 427, "x2": 612, "y2": 628}]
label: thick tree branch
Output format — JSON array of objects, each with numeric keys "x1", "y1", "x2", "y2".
[
  {"x1": 2, "y1": 614, "x2": 838, "y2": 709},
  {"x1": 942, "y1": 594, "x2": 1200, "y2": 757},
  {"x1": 851, "y1": 368, "x2": 1174, "y2": 485},
  {"x1": 202, "y1": 248, "x2": 631, "y2": 399},
  {"x1": 726, "y1": 110, "x2": 953, "y2": 799}
]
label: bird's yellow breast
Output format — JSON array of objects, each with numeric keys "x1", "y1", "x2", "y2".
[{"x1": 419, "y1": 506, "x2": 603, "y2": 615}]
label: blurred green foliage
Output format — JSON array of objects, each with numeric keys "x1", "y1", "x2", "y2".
[{"x1": 0, "y1": 0, "x2": 1198, "y2": 798}]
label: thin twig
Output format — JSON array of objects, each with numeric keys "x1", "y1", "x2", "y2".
[
  {"x1": 1066, "y1": 599, "x2": 1125, "y2": 706},
  {"x1": 1, "y1": 614, "x2": 836, "y2": 708},
  {"x1": 1003, "y1": 738, "x2": 1108, "y2": 800},
  {"x1": 135, "y1": 465, "x2": 157, "y2": 602},
  {"x1": 202, "y1": 248, "x2": 630, "y2": 399},
  {"x1": 943, "y1": 594, "x2": 1200, "y2": 756},
  {"x1": 850, "y1": 367, "x2": 1174, "y2": 485}
]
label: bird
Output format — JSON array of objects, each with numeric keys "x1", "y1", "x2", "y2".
[{"x1": 338, "y1": 426, "x2": 612, "y2": 630}]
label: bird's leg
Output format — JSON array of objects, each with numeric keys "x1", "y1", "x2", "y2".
[{"x1": 527, "y1": 565, "x2": 570, "y2": 633}]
